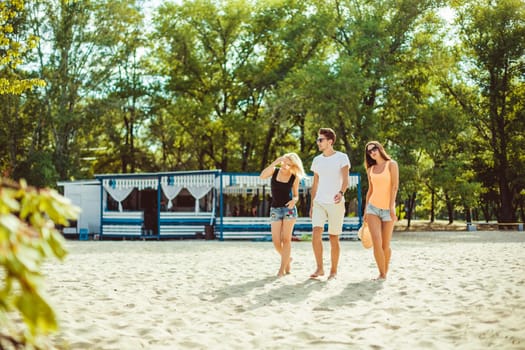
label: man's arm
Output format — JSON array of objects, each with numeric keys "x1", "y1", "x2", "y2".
[{"x1": 334, "y1": 165, "x2": 349, "y2": 203}]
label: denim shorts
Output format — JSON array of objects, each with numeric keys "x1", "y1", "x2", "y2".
[
  {"x1": 270, "y1": 206, "x2": 298, "y2": 222},
  {"x1": 365, "y1": 203, "x2": 392, "y2": 222}
]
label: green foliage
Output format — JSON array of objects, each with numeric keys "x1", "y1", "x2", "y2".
[
  {"x1": 150, "y1": 0, "x2": 328, "y2": 171},
  {"x1": 0, "y1": 178, "x2": 79, "y2": 348},
  {"x1": 1, "y1": 7, "x2": 77, "y2": 346},
  {"x1": 0, "y1": 0, "x2": 523, "y2": 222},
  {"x1": 0, "y1": 0, "x2": 45, "y2": 95},
  {"x1": 12, "y1": 151, "x2": 59, "y2": 188},
  {"x1": 450, "y1": 0, "x2": 525, "y2": 221}
]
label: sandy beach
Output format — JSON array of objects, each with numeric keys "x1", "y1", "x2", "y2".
[{"x1": 43, "y1": 231, "x2": 525, "y2": 349}]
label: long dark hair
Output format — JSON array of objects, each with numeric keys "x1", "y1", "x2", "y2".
[{"x1": 364, "y1": 141, "x2": 391, "y2": 169}]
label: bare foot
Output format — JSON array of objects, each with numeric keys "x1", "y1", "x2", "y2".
[
  {"x1": 373, "y1": 275, "x2": 386, "y2": 281},
  {"x1": 277, "y1": 271, "x2": 286, "y2": 277},
  {"x1": 285, "y1": 257, "x2": 293, "y2": 274},
  {"x1": 309, "y1": 269, "x2": 324, "y2": 279},
  {"x1": 327, "y1": 273, "x2": 337, "y2": 280}
]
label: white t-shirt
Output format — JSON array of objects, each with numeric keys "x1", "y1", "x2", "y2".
[{"x1": 310, "y1": 151, "x2": 351, "y2": 204}]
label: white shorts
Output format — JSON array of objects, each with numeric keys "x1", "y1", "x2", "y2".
[{"x1": 311, "y1": 201, "x2": 346, "y2": 235}]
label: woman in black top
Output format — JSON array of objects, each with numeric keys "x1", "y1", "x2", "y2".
[{"x1": 260, "y1": 153, "x2": 305, "y2": 277}]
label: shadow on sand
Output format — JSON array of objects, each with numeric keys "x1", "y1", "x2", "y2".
[
  {"x1": 244, "y1": 278, "x2": 326, "y2": 311},
  {"x1": 210, "y1": 276, "x2": 277, "y2": 303},
  {"x1": 316, "y1": 279, "x2": 384, "y2": 310}
]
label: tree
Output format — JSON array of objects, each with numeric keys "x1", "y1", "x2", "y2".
[
  {"x1": 0, "y1": 0, "x2": 44, "y2": 94},
  {"x1": 1, "y1": 2, "x2": 79, "y2": 348},
  {"x1": 451, "y1": 0, "x2": 525, "y2": 222},
  {"x1": 150, "y1": 0, "x2": 326, "y2": 171},
  {"x1": 323, "y1": 0, "x2": 450, "y2": 225},
  {"x1": 26, "y1": 0, "x2": 149, "y2": 180},
  {"x1": 0, "y1": 1, "x2": 49, "y2": 182},
  {"x1": 85, "y1": 0, "x2": 154, "y2": 174}
]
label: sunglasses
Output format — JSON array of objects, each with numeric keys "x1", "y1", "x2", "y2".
[
  {"x1": 316, "y1": 137, "x2": 327, "y2": 143},
  {"x1": 367, "y1": 146, "x2": 379, "y2": 154}
]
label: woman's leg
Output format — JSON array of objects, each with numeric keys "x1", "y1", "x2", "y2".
[
  {"x1": 280, "y1": 219, "x2": 295, "y2": 275},
  {"x1": 381, "y1": 220, "x2": 394, "y2": 277},
  {"x1": 367, "y1": 213, "x2": 386, "y2": 279},
  {"x1": 271, "y1": 221, "x2": 284, "y2": 275}
]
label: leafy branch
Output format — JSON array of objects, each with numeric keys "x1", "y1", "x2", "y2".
[{"x1": 0, "y1": 178, "x2": 79, "y2": 349}]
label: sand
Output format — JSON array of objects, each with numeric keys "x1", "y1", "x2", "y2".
[{"x1": 42, "y1": 231, "x2": 525, "y2": 349}]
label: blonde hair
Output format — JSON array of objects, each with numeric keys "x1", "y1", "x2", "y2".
[
  {"x1": 284, "y1": 152, "x2": 305, "y2": 179},
  {"x1": 364, "y1": 141, "x2": 392, "y2": 169}
]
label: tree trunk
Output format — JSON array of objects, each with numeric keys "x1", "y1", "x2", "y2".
[
  {"x1": 260, "y1": 123, "x2": 276, "y2": 170},
  {"x1": 430, "y1": 188, "x2": 435, "y2": 223},
  {"x1": 129, "y1": 107, "x2": 136, "y2": 173},
  {"x1": 241, "y1": 141, "x2": 251, "y2": 172},
  {"x1": 497, "y1": 172, "x2": 514, "y2": 222},
  {"x1": 297, "y1": 113, "x2": 306, "y2": 154},
  {"x1": 489, "y1": 68, "x2": 514, "y2": 223},
  {"x1": 445, "y1": 192, "x2": 454, "y2": 224},
  {"x1": 480, "y1": 202, "x2": 490, "y2": 222},
  {"x1": 220, "y1": 129, "x2": 228, "y2": 171},
  {"x1": 405, "y1": 192, "x2": 416, "y2": 230},
  {"x1": 465, "y1": 206, "x2": 472, "y2": 223},
  {"x1": 122, "y1": 115, "x2": 130, "y2": 173}
]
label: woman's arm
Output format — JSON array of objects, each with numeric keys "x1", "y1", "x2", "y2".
[
  {"x1": 389, "y1": 161, "x2": 399, "y2": 221},
  {"x1": 365, "y1": 167, "x2": 373, "y2": 206},
  {"x1": 309, "y1": 172, "x2": 319, "y2": 217},
  {"x1": 364, "y1": 167, "x2": 373, "y2": 223},
  {"x1": 287, "y1": 175, "x2": 300, "y2": 209},
  {"x1": 260, "y1": 157, "x2": 283, "y2": 179},
  {"x1": 389, "y1": 161, "x2": 399, "y2": 210}
]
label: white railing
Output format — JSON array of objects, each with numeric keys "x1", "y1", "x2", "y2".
[
  {"x1": 102, "y1": 225, "x2": 142, "y2": 236},
  {"x1": 103, "y1": 211, "x2": 143, "y2": 219},
  {"x1": 216, "y1": 216, "x2": 360, "y2": 240},
  {"x1": 160, "y1": 212, "x2": 214, "y2": 219}
]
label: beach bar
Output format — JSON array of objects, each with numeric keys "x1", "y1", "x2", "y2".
[
  {"x1": 95, "y1": 170, "x2": 218, "y2": 239},
  {"x1": 58, "y1": 170, "x2": 362, "y2": 240}
]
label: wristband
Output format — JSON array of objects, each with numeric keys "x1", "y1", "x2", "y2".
[{"x1": 339, "y1": 191, "x2": 344, "y2": 195}]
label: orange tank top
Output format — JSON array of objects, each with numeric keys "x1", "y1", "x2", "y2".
[{"x1": 369, "y1": 161, "x2": 391, "y2": 209}]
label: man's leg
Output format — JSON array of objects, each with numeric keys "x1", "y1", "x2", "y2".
[
  {"x1": 328, "y1": 234, "x2": 340, "y2": 279},
  {"x1": 327, "y1": 202, "x2": 345, "y2": 279},
  {"x1": 311, "y1": 226, "x2": 324, "y2": 277}
]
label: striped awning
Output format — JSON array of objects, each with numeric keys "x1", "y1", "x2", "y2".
[
  {"x1": 160, "y1": 173, "x2": 216, "y2": 187},
  {"x1": 220, "y1": 174, "x2": 359, "y2": 190},
  {"x1": 102, "y1": 178, "x2": 158, "y2": 190}
]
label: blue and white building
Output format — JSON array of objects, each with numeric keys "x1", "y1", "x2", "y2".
[{"x1": 58, "y1": 170, "x2": 362, "y2": 240}]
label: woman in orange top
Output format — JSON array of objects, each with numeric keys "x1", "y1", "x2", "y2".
[{"x1": 364, "y1": 141, "x2": 399, "y2": 280}]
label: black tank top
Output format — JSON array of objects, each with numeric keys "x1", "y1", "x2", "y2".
[{"x1": 271, "y1": 168, "x2": 296, "y2": 208}]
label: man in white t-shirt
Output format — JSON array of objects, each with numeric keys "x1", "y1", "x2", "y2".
[{"x1": 309, "y1": 128, "x2": 350, "y2": 280}]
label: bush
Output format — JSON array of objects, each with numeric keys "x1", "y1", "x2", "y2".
[{"x1": 12, "y1": 152, "x2": 59, "y2": 189}]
